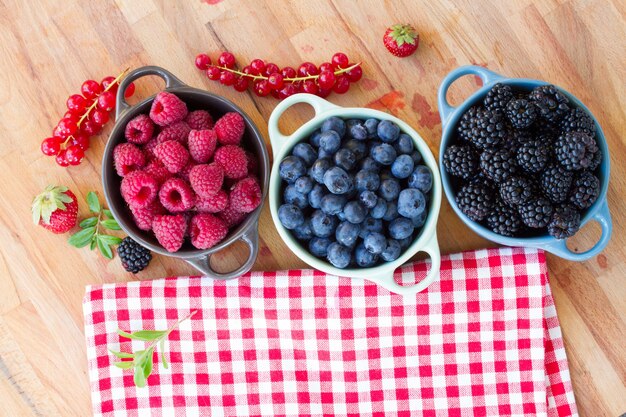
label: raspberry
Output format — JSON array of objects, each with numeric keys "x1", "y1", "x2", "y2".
[
  {"x1": 229, "y1": 177, "x2": 262, "y2": 213},
  {"x1": 189, "y1": 213, "x2": 229, "y2": 249},
  {"x1": 143, "y1": 159, "x2": 172, "y2": 185},
  {"x1": 195, "y1": 190, "x2": 228, "y2": 213},
  {"x1": 159, "y1": 177, "x2": 196, "y2": 212},
  {"x1": 189, "y1": 163, "x2": 224, "y2": 198},
  {"x1": 114, "y1": 143, "x2": 146, "y2": 177},
  {"x1": 219, "y1": 201, "x2": 248, "y2": 228},
  {"x1": 214, "y1": 145, "x2": 248, "y2": 179},
  {"x1": 178, "y1": 161, "x2": 196, "y2": 181},
  {"x1": 130, "y1": 200, "x2": 165, "y2": 231},
  {"x1": 245, "y1": 151, "x2": 258, "y2": 175},
  {"x1": 156, "y1": 121, "x2": 191, "y2": 144},
  {"x1": 143, "y1": 138, "x2": 160, "y2": 159},
  {"x1": 149, "y1": 92, "x2": 188, "y2": 126},
  {"x1": 125, "y1": 114, "x2": 154, "y2": 144},
  {"x1": 120, "y1": 170, "x2": 159, "y2": 208},
  {"x1": 185, "y1": 110, "x2": 214, "y2": 130},
  {"x1": 154, "y1": 140, "x2": 189, "y2": 173},
  {"x1": 188, "y1": 129, "x2": 218, "y2": 163},
  {"x1": 152, "y1": 214, "x2": 187, "y2": 252},
  {"x1": 214, "y1": 112, "x2": 245, "y2": 145}
]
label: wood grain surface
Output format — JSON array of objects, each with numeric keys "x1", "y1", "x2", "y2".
[{"x1": 1, "y1": 0, "x2": 624, "y2": 415}]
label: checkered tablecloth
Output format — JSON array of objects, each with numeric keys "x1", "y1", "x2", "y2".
[{"x1": 83, "y1": 247, "x2": 577, "y2": 416}]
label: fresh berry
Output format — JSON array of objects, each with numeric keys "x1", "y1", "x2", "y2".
[
  {"x1": 569, "y1": 171, "x2": 600, "y2": 209},
  {"x1": 486, "y1": 201, "x2": 522, "y2": 237},
  {"x1": 65, "y1": 145, "x2": 85, "y2": 165},
  {"x1": 559, "y1": 108, "x2": 595, "y2": 137},
  {"x1": 195, "y1": 53, "x2": 211, "y2": 70},
  {"x1": 149, "y1": 92, "x2": 188, "y2": 126},
  {"x1": 130, "y1": 200, "x2": 165, "y2": 231},
  {"x1": 397, "y1": 188, "x2": 426, "y2": 218},
  {"x1": 66, "y1": 94, "x2": 87, "y2": 113},
  {"x1": 124, "y1": 114, "x2": 154, "y2": 144},
  {"x1": 331, "y1": 52, "x2": 349, "y2": 68},
  {"x1": 470, "y1": 109, "x2": 508, "y2": 149},
  {"x1": 443, "y1": 144, "x2": 479, "y2": 180},
  {"x1": 143, "y1": 159, "x2": 172, "y2": 185},
  {"x1": 377, "y1": 120, "x2": 400, "y2": 143},
  {"x1": 456, "y1": 181, "x2": 495, "y2": 221},
  {"x1": 214, "y1": 112, "x2": 245, "y2": 145},
  {"x1": 188, "y1": 129, "x2": 218, "y2": 163},
  {"x1": 516, "y1": 140, "x2": 550, "y2": 174},
  {"x1": 118, "y1": 237, "x2": 152, "y2": 273},
  {"x1": 311, "y1": 210, "x2": 338, "y2": 238},
  {"x1": 326, "y1": 242, "x2": 351, "y2": 268},
  {"x1": 548, "y1": 204, "x2": 581, "y2": 239},
  {"x1": 323, "y1": 167, "x2": 354, "y2": 194},
  {"x1": 206, "y1": 66, "x2": 221, "y2": 80},
  {"x1": 152, "y1": 214, "x2": 187, "y2": 252},
  {"x1": 309, "y1": 158, "x2": 332, "y2": 184},
  {"x1": 159, "y1": 177, "x2": 195, "y2": 212},
  {"x1": 278, "y1": 204, "x2": 305, "y2": 230},
  {"x1": 81, "y1": 79, "x2": 102, "y2": 99},
  {"x1": 364, "y1": 232, "x2": 386, "y2": 254},
  {"x1": 214, "y1": 145, "x2": 248, "y2": 179},
  {"x1": 343, "y1": 201, "x2": 367, "y2": 224},
  {"x1": 113, "y1": 143, "x2": 146, "y2": 176},
  {"x1": 407, "y1": 165, "x2": 433, "y2": 193},
  {"x1": 335, "y1": 221, "x2": 360, "y2": 248},
  {"x1": 120, "y1": 170, "x2": 159, "y2": 208},
  {"x1": 371, "y1": 144, "x2": 397, "y2": 165},
  {"x1": 333, "y1": 76, "x2": 350, "y2": 94},
  {"x1": 319, "y1": 131, "x2": 342, "y2": 153},
  {"x1": 189, "y1": 213, "x2": 228, "y2": 249},
  {"x1": 499, "y1": 176, "x2": 534, "y2": 207},
  {"x1": 154, "y1": 140, "x2": 189, "y2": 173},
  {"x1": 345, "y1": 64, "x2": 363, "y2": 82},
  {"x1": 321, "y1": 116, "x2": 346, "y2": 137},
  {"x1": 185, "y1": 110, "x2": 214, "y2": 130},
  {"x1": 156, "y1": 121, "x2": 191, "y2": 144},
  {"x1": 91, "y1": 109, "x2": 110, "y2": 126},
  {"x1": 220, "y1": 71, "x2": 236, "y2": 86},
  {"x1": 540, "y1": 164, "x2": 573, "y2": 204},
  {"x1": 456, "y1": 106, "x2": 482, "y2": 142},
  {"x1": 308, "y1": 237, "x2": 332, "y2": 258},
  {"x1": 219, "y1": 200, "x2": 249, "y2": 228},
  {"x1": 218, "y1": 52, "x2": 236, "y2": 68},
  {"x1": 96, "y1": 91, "x2": 115, "y2": 112},
  {"x1": 518, "y1": 196, "x2": 553, "y2": 228},
  {"x1": 31, "y1": 186, "x2": 78, "y2": 234},
  {"x1": 196, "y1": 190, "x2": 228, "y2": 213},
  {"x1": 483, "y1": 83, "x2": 514, "y2": 113},
  {"x1": 334, "y1": 149, "x2": 356, "y2": 171},
  {"x1": 229, "y1": 177, "x2": 262, "y2": 213},
  {"x1": 189, "y1": 163, "x2": 224, "y2": 198},
  {"x1": 383, "y1": 24, "x2": 419, "y2": 57},
  {"x1": 292, "y1": 143, "x2": 317, "y2": 166},
  {"x1": 380, "y1": 239, "x2": 402, "y2": 262},
  {"x1": 389, "y1": 217, "x2": 414, "y2": 240},
  {"x1": 529, "y1": 85, "x2": 569, "y2": 122},
  {"x1": 555, "y1": 131, "x2": 598, "y2": 171},
  {"x1": 506, "y1": 99, "x2": 537, "y2": 129},
  {"x1": 41, "y1": 137, "x2": 61, "y2": 156},
  {"x1": 56, "y1": 117, "x2": 78, "y2": 138},
  {"x1": 55, "y1": 150, "x2": 69, "y2": 167},
  {"x1": 394, "y1": 134, "x2": 414, "y2": 154}
]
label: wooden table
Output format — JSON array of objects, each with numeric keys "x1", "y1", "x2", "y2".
[{"x1": 1, "y1": 1, "x2": 624, "y2": 415}]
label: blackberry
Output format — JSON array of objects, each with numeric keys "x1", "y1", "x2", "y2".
[
  {"x1": 506, "y1": 99, "x2": 538, "y2": 129},
  {"x1": 512, "y1": 129, "x2": 534, "y2": 145},
  {"x1": 588, "y1": 149, "x2": 602, "y2": 171},
  {"x1": 486, "y1": 201, "x2": 522, "y2": 237},
  {"x1": 559, "y1": 108, "x2": 595, "y2": 137},
  {"x1": 443, "y1": 145, "x2": 479, "y2": 180},
  {"x1": 479, "y1": 147, "x2": 517, "y2": 183},
  {"x1": 548, "y1": 204, "x2": 581, "y2": 239},
  {"x1": 499, "y1": 175, "x2": 534, "y2": 206},
  {"x1": 455, "y1": 181, "x2": 495, "y2": 222},
  {"x1": 555, "y1": 131, "x2": 598, "y2": 171},
  {"x1": 456, "y1": 106, "x2": 482, "y2": 142},
  {"x1": 569, "y1": 171, "x2": 600, "y2": 209},
  {"x1": 516, "y1": 140, "x2": 550, "y2": 173},
  {"x1": 118, "y1": 237, "x2": 152, "y2": 273},
  {"x1": 531, "y1": 118, "x2": 560, "y2": 138},
  {"x1": 470, "y1": 109, "x2": 508, "y2": 150},
  {"x1": 529, "y1": 84, "x2": 570, "y2": 122},
  {"x1": 518, "y1": 196, "x2": 553, "y2": 228},
  {"x1": 540, "y1": 164, "x2": 574, "y2": 203},
  {"x1": 484, "y1": 83, "x2": 514, "y2": 113}
]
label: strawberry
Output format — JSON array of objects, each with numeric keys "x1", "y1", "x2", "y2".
[
  {"x1": 31, "y1": 185, "x2": 78, "y2": 234},
  {"x1": 383, "y1": 24, "x2": 419, "y2": 58}
]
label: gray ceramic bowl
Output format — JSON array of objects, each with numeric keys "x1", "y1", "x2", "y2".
[{"x1": 102, "y1": 66, "x2": 269, "y2": 279}]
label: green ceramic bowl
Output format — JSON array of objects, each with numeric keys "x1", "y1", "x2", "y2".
[{"x1": 267, "y1": 94, "x2": 441, "y2": 295}]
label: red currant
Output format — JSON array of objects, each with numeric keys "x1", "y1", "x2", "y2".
[
  {"x1": 66, "y1": 94, "x2": 87, "y2": 113},
  {"x1": 100, "y1": 76, "x2": 117, "y2": 93},
  {"x1": 81, "y1": 80, "x2": 102, "y2": 99},
  {"x1": 317, "y1": 70, "x2": 336, "y2": 89},
  {"x1": 91, "y1": 108, "x2": 110, "y2": 126},
  {"x1": 218, "y1": 52, "x2": 236, "y2": 69},
  {"x1": 317, "y1": 87, "x2": 332, "y2": 98},
  {"x1": 57, "y1": 117, "x2": 78, "y2": 137},
  {"x1": 281, "y1": 67, "x2": 297, "y2": 79},
  {"x1": 70, "y1": 134, "x2": 90, "y2": 150},
  {"x1": 81, "y1": 119, "x2": 101, "y2": 136},
  {"x1": 55, "y1": 150, "x2": 70, "y2": 167},
  {"x1": 278, "y1": 83, "x2": 297, "y2": 99},
  {"x1": 302, "y1": 80, "x2": 319, "y2": 95},
  {"x1": 333, "y1": 75, "x2": 350, "y2": 94},
  {"x1": 345, "y1": 64, "x2": 362, "y2": 82},
  {"x1": 263, "y1": 63, "x2": 279, "y2": 77},
  {"x1": 233, "y1": 77, "x2": 249, "y2": 92},
  {"x1": 41, "y1": 137, "x2": 61, "y2": 156},
  {"x1": 267, "y1": 73, "x2": 284, "y2": 90},
  {"x1": 331, "y1": 52, "x2": 349, "y2": 69},
  {"x1": 97, "y1": 91, "x2": 115, "y2": 111},
  {"x1": 219, "y1": 71, "x2": 236, "y2": 86},
  {"x1": 270, "y1": 89, "x2": 280, "y2": 99},
  {"x1": 253, "y1": 80, "x2": 271, "y2": 97},
  {"x1": 195, "y1": 53, "x2": 211, "y2": 70},
  {"x1": 63, "y1": 110, "x2": 80, "y2": 123},
  {"x1": 319, "y1": 62, "x2": 333, "y2": 73},
  {"x1": 124, "y1": 82, "x2": 136, "y2": 98},
  {"x1": 250, "y1": 59, "x2": 266, "y2": 74},
  {"x1": 242, "y1": 65, "x2": 255, "y2": 76},
  {"x1": 297, "y1": 62, "x2": 318, "y2": 77},
  {"x1": 206, "y1": 66, "x2": 222, "y2": 80},
  {"x1": 65, "y1": 145, "x2": 84, "y2": 165}
]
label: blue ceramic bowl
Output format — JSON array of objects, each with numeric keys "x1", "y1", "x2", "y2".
[{"x1": 437, "y1": 65, "x2": 612, "y2": 261}]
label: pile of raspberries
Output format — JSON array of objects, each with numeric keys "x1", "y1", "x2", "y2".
[{"x1": 114, "y1": 91, "x2": 262, "y2": 252}]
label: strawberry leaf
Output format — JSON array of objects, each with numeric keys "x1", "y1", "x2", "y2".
[
  {"x1": 80, "y1": 217, "x2": 98, "y2": 228},
  {"x1": 101, "y1": 219, "x2": 121, "y2": 230},
  {"x1": 87, "y1": 192, "x2": 101, "y2": 214},
  {"x1": 109, "y1": 349, "x2": 135, "y2": 359},
  {"x1": 68, "y1": 227, "x2": 96, "y2": 248},
  {"x1": 90, "y1": 239, "x2": 97, "y2": 250},
  {"x1": 99, "y1": 235, "x2": 123, "y2": 246},
  {"x1": 97, "y1": 236, "x2": 113, "y2": 259},
  {"x1": 114, "y1": 361, "x2": 134, "y2": 370},
  {"x1": 142, "y1": 348, "x2": 154, "y2": 378},
  {"x1": 118, "y1": 329, "x2": 167, "y2": 341},
  {"x1": 103, "y1": 209, "x2": 114, "y2": 219},
  {"x1": 133, "y1": 363, "x2": 147, "y2": 388}
]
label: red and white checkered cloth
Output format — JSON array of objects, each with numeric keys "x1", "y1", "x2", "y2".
[{"x1": 83, "y1": 247, "x2": 577, "y2": 416}]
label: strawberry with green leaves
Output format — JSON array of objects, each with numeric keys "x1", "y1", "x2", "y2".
[
  {"x1": 31, "y1": 185, "x2": 78, "y2": 234},
  {"x1": 383, "y1": 24, "x2": 419, "y2": 58}
]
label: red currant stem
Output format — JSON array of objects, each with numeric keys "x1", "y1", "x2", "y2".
[
  {"x1": 213, "y1": 66, "x2": 266, "y2": 81},
  {"x1": 211, "y1": 62, "x2": 361, "y2": 82}
]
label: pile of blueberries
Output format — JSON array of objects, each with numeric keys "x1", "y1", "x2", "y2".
[{"x1": 277, "y1": 116, "x2": 433, "y2": 269}]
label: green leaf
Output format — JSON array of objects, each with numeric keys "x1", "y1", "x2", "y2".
[
  {"x1": 90, "y1": 239, "x2": 97, "y2": 250},
  {"x1": 79, "y1": 217, "x2": 98, "y2": 228},
  {"x1": 103, "y1": 209, "x2": 113, "y2": 219},
  {"x1": 114, "y1": 361, "x2": 134, "y2": 369},
  {"x1": 160, "y1": 340, "x2": 168, "y2": 369},
  {"x1": 133, "y1": 364, "x2": 147, "y2": 388},
  {"x1": 68, "y1": 227, "x2": 96, "y2": 248},
  {"x1": 87, "y1": 192, "x2": 101, "y2": 214},
  {"x1": 109, "y1": 349, "x2": 135, "y2": 359},
  {"x1": 99, "y1": 235, "x2": 123, "y2": 246},
  {"x1": 97, "y1": 236, "x2": 113, "y2": 259},
  {"x1": 101, "y1": 219, "x2": 121, "y2": 230},
  {"x1": 117, "y1": 329, "x2": 167, "y2": 341},
  {"x1": 142, "y1": 348, "x2": 154, "y2": 378}
]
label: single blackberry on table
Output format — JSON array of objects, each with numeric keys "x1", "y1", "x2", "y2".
[
  {"x1": 555, "y1": 131, "x2": 598, "y2": 171},
  {"x1": 559, "y1": 107, "x2": 595, "y2": 137},
  {"x1": 483, "y1": 83, "x2": 514, "y2": 113},
  {"x1": 118, "y1": 237, "x2": 152, "y2": 273},
  {"x1": 548, "y1": 204, "x2": 581, "y2": 239},
  {"x1": 506, "y1": 99, "x2": 538, "y2": 129},
  {"x1": 569, "y1": 171, "x2": 600, "y2": 209},
  {"x1": 518, "y1": 196, "x2": 553, "y2": 228},
  {"x1": 540, "y1": 164, "x2": 574, "y2": 204},
  {"x1": 456, "y1": 106, "x2": 482, "y2": 142},
  {"x1": 528, "y1": 84, "x2": 570, "y2": 122},
  {"x1": 470, "y1": 109, "x2": 508, "y2": 150},
  {"x1": 479, "y1": 147, "x2": 517, "y2": 183},
  {"x1": 516, "y1": 140, "x2": 550, "y2": 174},
  {"x1": 486, "y1": 201, "x2": 523, "y2": 237},
  {"x1": 443, "y1": 145, "x2": 479, "y2": 180},
  {"x1": 455, "y1": 181, "x2": 495, "y2": 222},
  {"x1": 499, "y1": 175, "x2": 535, "y2": 206}
]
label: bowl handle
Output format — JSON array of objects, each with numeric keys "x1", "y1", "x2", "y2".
[
  {"x1": 185, "y1": 222, "x2": 260, "y2": 280},
  {"x1": 267, "y1": 93, "x2": 340, "y2": 155},
  {"x1": 115, "y1": 66, "x2": 187, "y2": 120},
  {"x1": 437, "y1": 65, "x2": 506, "y2": 126},
  {"x1": 540, "y1": 200, "x2": 612, "y2": 261}
]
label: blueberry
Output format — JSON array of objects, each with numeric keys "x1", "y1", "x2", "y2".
[
  {"x1": 318, "y1": 147, "x2": 334, "y2": 159},
  {"x1": 336, "y1": 210, "x2": 346, "y2": 222},
  {"x1": 383, "y1": 201, "x2": 399, "y2": 221},
  {"x1": 370, "y1": 197, "x2": 387, "y2": 219},
  {"x1": 364, "y1": 118, "x2": 379, "y2": 138},
  {"x1": 354, "y1": 169, "x2": 380, "y2": 192},
  {"x1": 284, "y1": 185, "x2": 309, "y2": 209},
  {"x1": 294, "y1": 176, "x2": 314, "y2": 194},
  {"x1": 391, "y1": 154, "x2": 415, "y2": 179},
  {"x1": 293, "y1": 219, "x2": 313, "y2": 241},
  {"x1": 360, "y1": 157, "x2": 380, "y2": 171},
  {"x1": 326, "y1": 242, "x2": 351, "y2": 268},
  {"x1": 355, "y1": 243, "x2": 378, "y2": 267},
  {"x1": 359, "y1": 190, "x2": 377, "y2": 208},
  {"x1": 310, "y1": 129, "x2": 323, "y2": 147},
  {"x1": 344, "y1": 140, "x2": 368, "y2": 161},
  {"x1": 311, "y1": 210, "x2": 338, "y2": 238},
  {"x1": 292, "y1": 143, "x2": 317, "y2": 166},
  {"x1": 371, "y1": 143, "x2": 397, "y2": 165},
  {"x1": 278, "y1": 204, "x2": 304, "y2": 229},
  {"x1": 411, "y1": 211, "x2": 427, "y2": 228},
  {"x1": 348, "y1": 120, "x2": 367, "y2": 140},
  {"x1": 321, "y1": 116, "x2": 346, "y2": 138},
  {"x1": 397, "y1": 188, "x2": 426, "y2": 218},
  {"x1": 364, "y1": 232, "x2": 387, "y2": 254},
  {"x1": 343, "y1": 201, "x2": 367, "y2": 224},
  {"x1": 335, "y1": 221, "x2": 360, "y2": 248},
  {"x1": 321, "y1": 194, "x2": 348, "y2": 215},
  {"x1": 309, "y1": 158, "x2": 332, "y2": 184},
  {"x1": 381, "y1": 239, "x2": 402, "y2": 262},
  {"x1": 334, "y1": 148, "x2": 356, "y2": 171},
  {"x1": 379, "y1": 178, "x2": 401, "y2": 201},
  {"x1": 359, "y1": 217, "x2": 383, "y2": 238},
  {"x1": 394, "y1": 134, "x2": 414, "y2": 154},
  {"x1": 323, "y1": 167, "x2": 353, "y2": 194},
  {"x1": 319, "y1": 130, "x2": 341, "y2": 153},
  {"x1": 408, "y1": 165, "x2": 433, "y2": 193},
  {"x1": 409, "y1": 150, "x2": 422, "y2": 165},
  {"x1": 397, "y1": 236, "x2": 413, "y2": 250},
  {"x1": 377, "y1": 120, "x2": 400, "y2": 143},
  {"x1": 308, "y1": 184, "x2": 326, "y2": 209},
  {"x1": 279, "y1": 156, "x2": 307, "y2": 183},
  {"x1": 309, "y1": 237, "x2": 332, "y2": 257},
  {"x1": 368, "y1": 140, "x2": 382, "y2": 156},
  {"x1": 389, "y1": 217, "x2": 414, "y2": 239}
]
